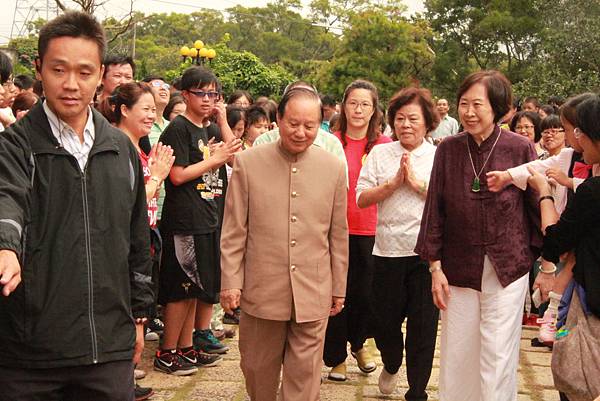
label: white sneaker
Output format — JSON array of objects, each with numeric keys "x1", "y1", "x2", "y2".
[
  {"x1": 537, "y1": 309, "x2": 557, "y2": 346},
  {"x1": 378, "y1": 367, "x2": 399, "y2": 394},
  {"x1": 145, "y1": 328, "x2": 160, "y2": 341}
]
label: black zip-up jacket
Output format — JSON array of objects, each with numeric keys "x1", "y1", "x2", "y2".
[{"x1": 0, "y1": 104, "x2": 153, "y2": 368}]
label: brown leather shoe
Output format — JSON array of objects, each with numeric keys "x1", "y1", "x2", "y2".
[
  {"x1": 211, "y1": 328, "x2": 236, "y2": 340},
  {"x1": 352, "y1": 348, "x2": 377, "y2": 373},
  {"x1": 211, "y1": 329, "x2": 226, "y2": 340}
]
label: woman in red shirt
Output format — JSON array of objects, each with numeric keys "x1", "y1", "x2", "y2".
[
  {"x1": 100, "y1": 82, "x2": 174, "y2": 226},
  {"x1": 323, "y1": 80, "x2": 391, "y2": 381},
  {"x1": 99, "y1": 83, "x2": 174, "y2": 330}
]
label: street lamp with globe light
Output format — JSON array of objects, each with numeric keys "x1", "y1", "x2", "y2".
[{"x1": 179, "y1": 40, "x2": 217, "y2": 66}]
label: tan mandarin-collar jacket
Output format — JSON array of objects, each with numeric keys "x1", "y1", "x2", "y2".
[{"x1": 220, "y1": 140, "x2": 349, "y2": 323}]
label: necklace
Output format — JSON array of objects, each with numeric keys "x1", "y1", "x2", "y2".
[{"x1": 466, "y1": 131, "x2": 502, "y2": 192}]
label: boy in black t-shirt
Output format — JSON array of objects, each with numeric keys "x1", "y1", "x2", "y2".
[{"x1": 155, "y1": 67, "x2": 241, "y2": 375}]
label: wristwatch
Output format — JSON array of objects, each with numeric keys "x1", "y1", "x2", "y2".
[
  {"x1": 538, "y1": 264, "x2": 557, "y2": 274},
  {"x1": 428, "y1": 264, "x2": 442, "y2": 273}
]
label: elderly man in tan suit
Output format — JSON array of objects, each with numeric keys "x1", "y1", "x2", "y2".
[{"x1": 220, "y1": 87, "x2": 349, "y2": 401}]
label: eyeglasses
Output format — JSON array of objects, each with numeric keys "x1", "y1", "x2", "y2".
[
  {"x1": 574, "y1": 128, "x2": 584, "y2": 139},
  {"x1": 515, "y1": 124, "x2": 534, "y2": 131},
  {"x1": 151, "y1": 81, "x2": 170, "y2": 90},
  {"x1": 188, "y1": 90, "x2": 220, "y2": 99},
  {"x1": 542, "y1": 128, "x2": 565, "y2": 136},
  {"x1": 346, "y1": 101, "x2": 373, "y2": 111}
]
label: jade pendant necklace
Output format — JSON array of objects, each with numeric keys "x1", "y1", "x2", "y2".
[{"x1": 466, "y1": 131, "x2": 502, "y2": 192}]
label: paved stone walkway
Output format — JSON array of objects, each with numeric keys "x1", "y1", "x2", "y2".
[{"x1": 137, "y1": 325, "x2": 558, "y2": 401}]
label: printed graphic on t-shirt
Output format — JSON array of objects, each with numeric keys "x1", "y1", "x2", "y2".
[{"x1": 196, "y1": 138, "x2": 224, "y2": 200}]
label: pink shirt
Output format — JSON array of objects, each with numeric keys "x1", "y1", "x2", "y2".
[
  {"x1": 139, "y1": 150, "x2": 159, "y2": 229},
  {"x1": 334, "y1": 132, "x2": 392, "y2": 235}
]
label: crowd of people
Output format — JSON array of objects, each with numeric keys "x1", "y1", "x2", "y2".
[{"x1": 0, "y1": 10, "x2": 599, "y2": 401}]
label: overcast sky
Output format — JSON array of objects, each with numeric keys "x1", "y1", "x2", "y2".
[{"x1": 0, "y1": 0, "x2": 425, "y2": 45}]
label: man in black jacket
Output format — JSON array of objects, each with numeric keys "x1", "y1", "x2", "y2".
[{"x1": 0, "y1": 11, "x2": 153, "y2": 401}]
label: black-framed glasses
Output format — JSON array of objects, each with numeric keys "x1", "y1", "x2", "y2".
[{"x1": 188, "y1": 90, "x2": 220, "y2": 99}]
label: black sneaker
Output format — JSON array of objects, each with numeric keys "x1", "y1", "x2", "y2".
[
  {"x1": 180, "y1": 348, "x2": 222, "y2": 368},
  {"x1": 148, "y1": 318, "x2": 164, "y2": 332},
  {"x1": 193, "y1": 329, "x2": 229, "y2": 354},
  {"x1": 154, "y1": 350, "x2": 198, "y2": 376},
  {"x1": 222, "y1": 307, "x2": 241, "y2": 325},
  {"x1": 135, "y1": 384, "x2": 154, "y2": 401},
  {"x1": 145, "y1": 318, "x2": 164, "y2": 341}
]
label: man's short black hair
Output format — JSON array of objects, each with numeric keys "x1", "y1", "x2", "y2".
[
  {"x1": 320, "y1": 94, "x2": 336, "y2": 107},
  {"x1": 14, "y1": 74, "x2": 34, "y2": 90},
  {"x1": 32, "y1": 80, "x2": 44, "y2": 97},
  {"x1": 180, "y1": 66, "x2": 221, "y2": 92},
  {"x1": 245, "y1": 105, "x2": 269, "y2": 128},
  {"x1": 38, "y1": 11, "x2": 106, "y2": 66},
  {"x1": 0, "y1": 50, "x2": 12, "y2": 83},
  {"x1": 102, "y1": 54, "x2": 136, "y2": 78}
]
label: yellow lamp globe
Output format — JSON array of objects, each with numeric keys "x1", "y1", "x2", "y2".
[
  {"x1": 207, "y1": 49, "x2": 216, "y2": 59},
  {"x1": 180, "y1": 46, "x2": 190, "y2": 57},
  {"x1": 187, "y1": 47, "x2": 197, "y2": 58},
  {"x1": 199, "y1": 47, "x2": 209, "y2": 58},
  {"x1": 194, "y1": 40, "x2": 204, "y2": 50}
]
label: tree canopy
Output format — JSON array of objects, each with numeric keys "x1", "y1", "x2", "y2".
[
  {"x1": 316, "y1": 5, "x2": 435, "y2": 101},
  {"x1": 5, "y1": 0, "x2": 596, "y2": 104}
]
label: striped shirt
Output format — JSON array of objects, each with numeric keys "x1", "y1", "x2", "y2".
[{"x1": 43, "y1": 101, "x2": 95, "y2": 171}]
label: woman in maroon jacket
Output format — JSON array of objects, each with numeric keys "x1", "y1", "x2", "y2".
[{"x1": 415, "y1": 70, "x2": 542, "y2": 401}]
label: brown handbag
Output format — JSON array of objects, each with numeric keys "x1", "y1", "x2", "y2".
[{"x1": 551, "y1": 291, "x2": 600, "y2": 401}]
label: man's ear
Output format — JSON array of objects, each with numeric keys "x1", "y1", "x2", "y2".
[
  {"x1": 34, "y1": 57, "x2": 42, "y2": 80},
  {"x1": 97, "y1": 64, "x2": 105, "y2": 88}
]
